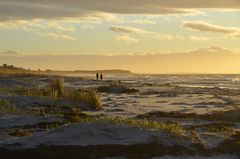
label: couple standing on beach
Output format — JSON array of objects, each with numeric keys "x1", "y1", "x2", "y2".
[{"x1": 96, "y1": 73, "x2": 103, "y2": 80}]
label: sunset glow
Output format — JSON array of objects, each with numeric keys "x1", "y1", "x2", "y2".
[{"x1": 0, "y1": 0, "x2": 240, "y2": 73}]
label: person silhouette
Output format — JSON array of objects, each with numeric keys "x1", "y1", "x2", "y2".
[
  {"x1": 96, "y1": 73, "x2": 99, "y2": 80},
  {"x1": 100, "y1": 73, "x2": 103, "y2": 80}
]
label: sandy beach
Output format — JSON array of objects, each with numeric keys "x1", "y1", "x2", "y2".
[{"x1": 0, "y1": 73, "x2": 239, "y2": 158}]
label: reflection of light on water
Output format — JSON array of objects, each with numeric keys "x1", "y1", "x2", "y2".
[
  {"x1": 65, "y1": 73, "x2": 240, "y2": 90},
  {"x1": 177, "y1": 84, "x2": 216, "y2": 89},
  {"x1": 232, "y1": 78, "x2": 240, "y2": 82},
  {"x1": 178, "y1": 84, "x2": 240, "y2": 90}
]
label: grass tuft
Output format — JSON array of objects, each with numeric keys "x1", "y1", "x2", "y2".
[
  {"x1": 8, "y1": 129, "x2": 32, "y2": 137},
  {"x1": 15, "y1": 79, "x2": 102, "y2": 110},
  {"x1": 0, "y1": 99, "x2": 18, "y2": 114},
  {"x1": 105, "y1": 117, "x2": 185, "y2": 137},
  {"x1": 64, "y1": 90, "x2": 101, "y2": 110},
  {"x1": 50, "y1": 78, "x2": 64, "y2": 98}
]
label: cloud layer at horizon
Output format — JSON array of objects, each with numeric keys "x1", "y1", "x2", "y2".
[{"x1": 1, "y1": 46, "x2": 240, "y2": 74}]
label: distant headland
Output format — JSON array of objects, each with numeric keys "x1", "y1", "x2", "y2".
[{"x1": 0, "y1": 64, "x2": 132, "y2": 75}]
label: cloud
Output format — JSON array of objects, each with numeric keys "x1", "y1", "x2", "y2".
[
  {"x1": 114, "y1": 34, "x2": 138, "y2": 44},
  {"x1": 110, "y1": 25, "x2": 188, "y2": 43},
  {"x1": 189, "y1": 36, "x2": 208, "y2": 41},
  {"x1": 1, "y1": 50, "x2": 22, "y2": 56},
  {"x1": 190, "y1": 45, "x2": 236, "y2": 55},
  {"x1": 0, "y1": 12, "x2": 115, "y2": 40},
  {"x1": 0, "y1": 19, "x2": 75, "y2": 32},
  {"x1": 0, "y1": 19, "x2": 79, "y2": 40},
  {"x1": 114, "y1": 18, "x2": 157, "y2": 25},
  {"x1": 33, "y1": 21, "x2": 76, "y2": 32},
  {"x1": 36, "y1": 33, "x2": 76, "y2": 40},
  {"x1": 1, "y1": 0, "x2": 239, "y2": 41},
  {"x1": 132, "y1": 19, "x2": 157, "y2": 25},
  {"x1": 150, "y1": 33, "x2": 174, "y2": 40},
  {"x1": 109, "y1": 26, "x2": 148, "y2": 34},
  {"x1": 0, "y1": 1, "x2": 115, "y2": 21},
  {"x1": 227, "y1": 33, "x2": 240, "y2": 39},
  {"x1": 0, "y1": 1, "x2": 198, "y2": 22},
  {"x1": 182, "y1": 21, "x2": 240, "y2": 35},
  {"x1": 2, "y1": 0, "x2": 240, "y2": 23},
  {"x1": 0, "y1": 20, "x2": 29, "y2": 30}
]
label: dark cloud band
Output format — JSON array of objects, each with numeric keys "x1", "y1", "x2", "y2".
[
  {"x1": 182, "y1": 21, "x2": 240, "y2": 34},
  {"x1": 1, "y1": 0, "x2": 240, "y2": 21}
]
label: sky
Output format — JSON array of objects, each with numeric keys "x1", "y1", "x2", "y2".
[{"x1": 0, "y1": 0, "x2": 240, "y2": 73}]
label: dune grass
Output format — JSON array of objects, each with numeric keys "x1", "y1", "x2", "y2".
[
  {"x1": 49, "y1": 78, "x2": 64, "y2": 98},
  {"x1": 21, "y1": 88, "x2": 49, "y2": 97},
  {"x1": 13, "y1": 78, "x2": 102, "y2": 110},
  {"x1": 49, "y1": 78, "x2": 101, "y2": 110},
  {"x1": 48, "y1": 78, "x2": 101, "y2": 110},
  {"x1": 106, "y1": 117, "x2": 185, "y2": 137},
  {"x1": 23, "y1": 88, "x2": 101, "y2": 110},
  {"x1": 0, "y1": 99, "x2": 18, "y2": 114},
  {"x1": 0, "y1": 68, "x2": 30, "y2": 75},
  {"x1": 32, "y1": 104, "x2": 184, "y2": 137},
  {"x1": 63, "y1": 90, "x2": 101, "y2": 110},
  {"x1": 8, "y1": 129, "x2": 32, "y2": 137},
  {"x1": 62, "y1": 115, "x2": 185, "y2": 137}
]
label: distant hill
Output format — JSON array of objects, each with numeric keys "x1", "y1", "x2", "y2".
[{"x1": 0, "y1": 65, "x2": 132, "y2": 75}]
